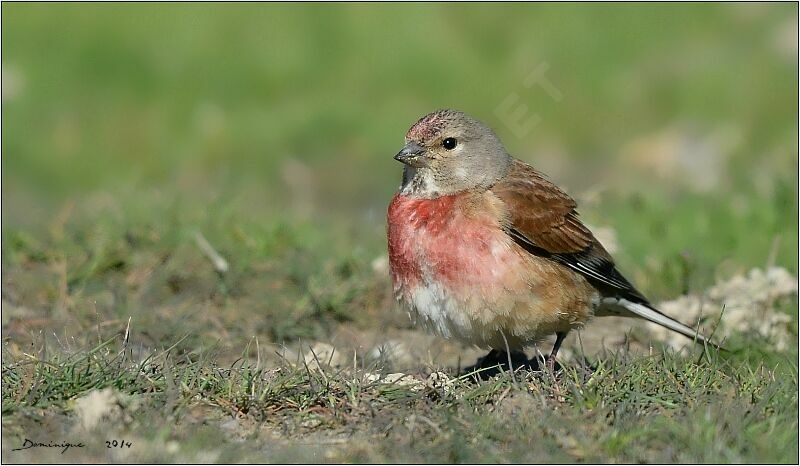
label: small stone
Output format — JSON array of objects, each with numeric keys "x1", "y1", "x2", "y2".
[
  {"x1": 300, "y1": 417, "x2": 322, "y2": 429},
  {"x1": 425, "y1": 371, "x2": 454, "y2": 394},
  {"x1": 73, "y1": 388, "x2": 120, "y2": 430},
  {"x1": 362, "y1": 372, "x2": 423, "y2": 390},
  {"x1": 646, "y1": 267, "x2": 797, "y2": 352},
  {"x1": 362, "y1": 372, "x2": 381, "y2": 384},
  {"x1": 385, "y1": 373, "x2": 423, "y2": 389},
  {"x1": 303, "y1": 342, "x2": 348, "y2": 370}
]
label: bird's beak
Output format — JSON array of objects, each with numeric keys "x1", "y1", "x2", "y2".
[{"x1": 394, "y1": 141, "x2": 427, "y2": 167}]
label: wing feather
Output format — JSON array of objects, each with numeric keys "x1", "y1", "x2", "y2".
[{"x1": 492, "y1": 160, "x2": 649, "y2": 304}]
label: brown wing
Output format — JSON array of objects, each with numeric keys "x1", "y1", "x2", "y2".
[{"x1": 492, "y1": 159, "x2": 649, "y2": 304}]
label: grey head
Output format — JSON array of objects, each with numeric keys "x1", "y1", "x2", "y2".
[{"x1": 394, "y1": 109, "x2": 513, "y2": 198}]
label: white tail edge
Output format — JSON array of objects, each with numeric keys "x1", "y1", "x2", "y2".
[{"x1": 598, "y1": 297, "x2": 717, "y2": 348}]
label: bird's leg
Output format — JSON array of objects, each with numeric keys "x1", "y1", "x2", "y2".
[{"x1": 546, "y1": 332, "x2": 568, "y2": 372}]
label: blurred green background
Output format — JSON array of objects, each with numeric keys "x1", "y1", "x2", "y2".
[{"x1": 2, "y1": 3, "x2": 797, "y2": 344}]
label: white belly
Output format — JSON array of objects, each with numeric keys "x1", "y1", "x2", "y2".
[
  {"x1": 398, "y1": 274, "x2": 541, "y2": 350},
  {"x1": 404, "y1": 279, "x2": 474, "y2": 342}
]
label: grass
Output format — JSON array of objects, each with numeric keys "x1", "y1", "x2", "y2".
[
  {"x1": 3, "y1": 335, "x2": 797, "y2": 462},
  {"x1": 2, "y1": 2, "x2": 798, "y2": 463}
]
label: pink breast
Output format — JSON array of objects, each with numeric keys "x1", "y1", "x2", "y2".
[{"x1": 387, "y1": 193, "x2": 521, "y2": 296}]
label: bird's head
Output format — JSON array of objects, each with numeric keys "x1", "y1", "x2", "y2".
[{"x1": 395, "y1": 109, "x2": 512, "y2": 197}]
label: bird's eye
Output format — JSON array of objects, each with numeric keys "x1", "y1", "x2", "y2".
[{"x1": 442, "y1": 137, "x2": 457, "y2": 150}]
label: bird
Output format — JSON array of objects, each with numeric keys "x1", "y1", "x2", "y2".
[{"x1": 386, "y1": 108, "x2": 718, "y2": 371}]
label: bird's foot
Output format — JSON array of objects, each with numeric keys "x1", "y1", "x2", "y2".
[
  {"x1": 461, "y1": 349, "x2": 534, "y2": 380},
  {"x1": 545, "y1": 355, "x2": 559, "y2": 374}
]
